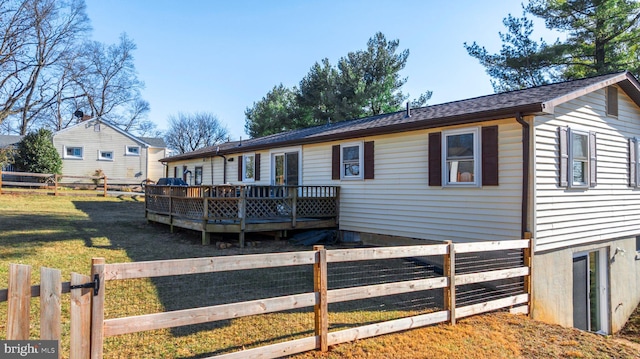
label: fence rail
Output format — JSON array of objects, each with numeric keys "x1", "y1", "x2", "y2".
[
  {"x1": 93, "y1": 239, "x2": 532, "y2": 358},
  {"x1": 2, "y1": 240, "x2": 532, "y2": 358},
  {"x1": 0, "y1": 170, "x2": 108, "y2": 196}
]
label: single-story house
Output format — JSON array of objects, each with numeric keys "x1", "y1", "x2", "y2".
[
  {"x1": 53, "y1": 118, "x2": 168, "y2": 185},
  {"x1": 160, "y1": 71, "x2": 640, "y2": 335}
]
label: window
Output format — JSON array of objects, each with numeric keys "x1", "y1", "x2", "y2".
[
  {"x1": 64, "y1": 146, "x2": 83, "y2": 159},
  {"x1": 428, "y1": 126, "x2": 498, "y2": 187},
  {"x1": 570, "y1": 131, "x2": 589, "y2": 187},
  {"x1": 559, "y1": 127, "x2": 597, "y2": 188},
  {"x1": 443, "y1": 128, "x2": 480, "y2": 186},
  {"x1": 243, "y1": 154, "x2": 255, "y2": 182},
  {"x1": 98, "y1": 150, "x2": 113, "y2": 161},
  {"x1": 341, "y1": 143, "x2": 362, "y2": 179},
  {"x1": 125, "y1": 145, "x2": 140, "y2": 156},
  {"x1": 194, "y1": 166, "x2": 203, "y2": 185}
]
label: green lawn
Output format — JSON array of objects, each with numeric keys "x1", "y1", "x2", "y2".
[{"x1": 0, "y1": 193, "x2": 638, "y2": 359}]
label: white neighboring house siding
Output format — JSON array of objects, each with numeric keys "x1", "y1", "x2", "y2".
[
  {"x1": 54, "y1": 122, "x2": 148, "y2": 184},
  {"x1": 302, "y1": 118, "x2": 523, "y2": 243},
  {"x1": 533, "y1": 86, "x2": 640, "y2": 251}
]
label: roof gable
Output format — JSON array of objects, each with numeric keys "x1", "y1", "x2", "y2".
[{"x1": 54, "y1": 118, "x2": 160, "y2": 147}]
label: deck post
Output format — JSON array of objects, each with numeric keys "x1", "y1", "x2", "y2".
[
  {"x1": 202, "y1": 197, "x2": 210, "y2": 245},
  {"x1": 239, "y1": 186, "x2": 246, "y2": 248},
  {"x1": 0, "y1": 169, "x2": 3, "y2": 194},
  {"x1": 291, "y1": 187, "x2": 297, "y2": 228}
]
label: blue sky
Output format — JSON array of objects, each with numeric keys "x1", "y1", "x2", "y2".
[{"x1": 85, "y1": 1, "x2": 557, "y2": 139}]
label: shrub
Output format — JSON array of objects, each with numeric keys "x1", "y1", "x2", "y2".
[{"x1": 14, "y1": 129, "x2": 62, "y2": 175}]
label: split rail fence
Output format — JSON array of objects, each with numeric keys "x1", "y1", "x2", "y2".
[
  {"x1": 0, "y1": 170, "x2": 108, "y2": 196},
  {"x1": 2, "y1": 239, "x2": 532, "y2": 358}
]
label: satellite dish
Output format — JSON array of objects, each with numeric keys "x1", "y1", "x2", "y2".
[{"x1": 74, "y1": 110, "x2": 84, "y2": 119}]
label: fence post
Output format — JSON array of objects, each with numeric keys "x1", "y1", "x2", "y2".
[
  {"x1": 444, "y1": 241, "x2": 456, "y2": 325},
  {"x1": 7, "y1": 264, "x2": 31, "y2": 340},
  {"x1": 103, "y1": 176, "x2": 107, "y2": 197},
  {"x1": 54, "y1": 174, "x2": 59, "y2": 196},
  {"x1": 0, "y1": 169, "x2": 3, "y2": 194},
  {"x1": 40, "y1": 267, "x2": 61, "y2": 350},
  {"x1": 90, "y1": 258, "x2": 106, "y2": 359},
  {"x1": 313, "y1": 245, "x2": 328, "y2": 352},
  {"x1": 523, "y1": 233, "x2": 534, "y2": 317},
  {"x1": 70, "y1": 273, "x2": 92, "y2": 359}
]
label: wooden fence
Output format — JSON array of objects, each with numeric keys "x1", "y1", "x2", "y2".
[
  {"x1": 92, "y1": 239, "x2": 532, "y2": 358},
  {"x1": 2, "y1": 240, "x2": 532, "y2": 358},
  {"x1": 0, "y1": 170, "x2": 108, "y2": 196},
  {"x1": 0, "y1": 263, "x2": 94, "y2": 359}
]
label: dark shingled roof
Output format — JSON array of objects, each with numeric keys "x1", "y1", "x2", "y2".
[
  {"x1": 140, "y1": 137, "x2": 167, "y2": 148},
  {"x1": 0, "y1": 135, "x2": 23, "y2": 148},
  {"x1": 163, "y1": 71, "x2": 640, "y2": 162}
]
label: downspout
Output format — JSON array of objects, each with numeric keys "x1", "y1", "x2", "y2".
[
  {"x1": 215, "y1": 147, "x2": 227, "y2": 184},
  {"x1": 516, "y1": 112, "x2": 530, "y2": 238}
]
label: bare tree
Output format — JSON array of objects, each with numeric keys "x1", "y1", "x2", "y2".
[
  {"x1": 71, "y1": 33, "x2": 148, "y2": 130},
  {"x1": 0, "y1": 0, "x2": 89, "y2": 134},
  {"x1": 164, "y1": 112, "x2": 229, "y2": 154}
]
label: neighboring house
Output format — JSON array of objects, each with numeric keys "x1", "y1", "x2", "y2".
[
  {"x1": 161, "y1": 71, "x2": 640, "y2": 335},
  {"x1": 53, "y1": 118, "x2": 167, "y2": 184},
  {"x1": 0, "y1": 135, "x2": 23, "y2": 171}
]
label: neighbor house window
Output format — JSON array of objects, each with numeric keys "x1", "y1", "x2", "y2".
[
  {"x1": 64, "y1": 146, "x2": 83, "y2": 159},
  {"x1": 125, "y1": 145, "x2": 140, "y2": 156},
  {"x1": 341, "y1": 142, "x2": 363, "y2": 180},
  {"x1": 195, "y1": 166, "x2": 203, "y2": 185},
  {"x1": 243, "y1": 154, "x2": 255, "y2": 182},
  {"x1": 559, "y1": 127, "x2": 596, "y2": 188},
  {"x1": 98, "y1": 150, "x2": 113, "y2": 161},
  {"x1": 442, "y1": 128, "x2": 480, "y2": 186}
]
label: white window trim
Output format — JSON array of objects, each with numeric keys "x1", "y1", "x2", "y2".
[
  {"x1": 568, "y1": 128, "x2": 590, "y2": 189},
  {"x1": 125, "y1": 145, "x2": 141, "y2": 156},
  {"x1": 243, "y1": 153, "x2": 256, "y2": 182},
  {"x1": 340, "y1": 141, "x2": 364, "y2": 180},
  {"x1": 63, "y1": 146, "x2": 83, "y2": 160},
  {"x1": 98, "y1": 150, "x2": 114, "y2": 161},
  {"x1": 269, "y1": 146, "x2": 302, "y2": 186},
  {"x1": 442, "y1": 127, "x2": 481, "y2": 187}
]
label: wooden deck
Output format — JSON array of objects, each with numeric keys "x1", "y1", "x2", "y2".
[{"x1": 145, "y1": 185, "x2": 340, "y2": 246}]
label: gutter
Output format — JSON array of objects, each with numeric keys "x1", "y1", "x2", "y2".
[
  {"x1": 516, "y1": 112, "x2": 530, "y2": 238},
  {"x1": 215, "y1": 147, "x2": 227, "y2": 184}
]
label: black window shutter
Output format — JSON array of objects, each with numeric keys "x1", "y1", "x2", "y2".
[
  {"x1": 589, "y1": 131, "x2": 597, "y2": 187},
  {"x1": 481, "y1": 126, "x2": 499, "y2": 186},
  {"x1": 607, "y1": 86, "x2": 618, "y2": 117},
  {"x1": 630, "y1": 138, "x2": 637, "y2": 187},
  {"x1": 332, "y1": 145, "x2": 340, "y2": 180},
  {"x1": 237, "y1": 155, "x2": 243, "y2": 181},
  {"x1": 558, "y1": 127, "x2": 568, "y2": 187},
  {"x1": 428, "y1": 132, "x2": 442, "y2": 186},
  {"x1": 364, "y1": 141, "x2": 374, "y2": 179},
  {"x1": 255, "y1": 154, "x2": 261, "y2": 181}
]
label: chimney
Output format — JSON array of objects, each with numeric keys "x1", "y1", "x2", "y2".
[{"x1": 406, "y1": 102, "x2": 411, "y2": 117}]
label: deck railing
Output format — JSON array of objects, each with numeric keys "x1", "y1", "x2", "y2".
[{"x1": 145, "y1": 184, "x2": 340, "y2": 223}]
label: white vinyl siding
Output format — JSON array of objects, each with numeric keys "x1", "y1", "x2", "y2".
[
  {"x1": 52, "y1": 121, "x2": 162, "y2": 184},
  {"x1": 303, "y1": 120, "x2": 522, "y2": 243},
  {"x1": 534, "y1": 86, "x2": 640, "y2": 251}
]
